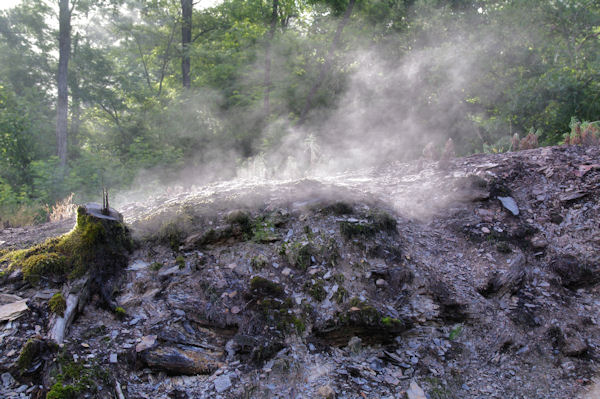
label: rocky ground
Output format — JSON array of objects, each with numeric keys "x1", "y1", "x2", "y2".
[{"x1": 1, "y1": 144, "x2": 599, "y2": 399}]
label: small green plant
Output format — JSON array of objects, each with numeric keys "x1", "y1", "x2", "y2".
[
  {"x1": 449, "y1": 325, "x2": 463, "y2": 340},
  {"x1": 251, "y1": 255, "x2": 269, "y2": 270},
  {"x1": 49, "y1": 293, "x2": 67, "y2": 316},
  {"x1": 304, "y1": 280, "x2": 327, "y2": 302},
  {"x1": 252, "y1": 218, "x2": 278, "y2": 243},
  {"x1": 284, "y1": 242, "x2": 314, "y2": 271},
  {"x1": 333, "y1": 286, "x2": 348, "y2": 304},
  {"x1": 149, "y1": 262, "x2": 163, "y2": 271},
  {"x1": 175, "y1": 255, "x2": 185, "y2": 269}
]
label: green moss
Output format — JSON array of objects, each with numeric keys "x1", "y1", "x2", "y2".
[
  {"x1": 21, "y1": 253, "x2": 67, "y2": 285},
  {"x1": 176, "y1": 255, "x2": 185, "y2": 269},
  {"x1": 304, "y1": 280, "x2": 327, "y2": 302},
  {"x1": 48, "y1": 351, "x2": 110, "y2": 398},
  {"x1": 370, "y1": 211, "x2": 397, "y2": 234},
  {"x1": 17, "y1": 339, "x2": 40, "y2": 371},
  {"x1": 381, "y1": 316, "x2": 404, "y2": 328},
  {"x1": 250, "y1": 276, "x2": 284, "y2": 297},
  {"x1": 226, "y1": 210, "x2": 253, "y2": 238},
  {"x1": 149, "y1": 262, "x2": 163, "y2": 271},
  {"x1": 49, "y1": 293, "x2": 67, "y2": 316},
  {"x1": 340, "y1": 221, "x2": 376, "y2": 240},
  {"x1": 257, "y1": 297, "x2": 306, "y2": 335},
  {"x1": 47, "y1": 382, "x2": 78, "y2": 399},
  {"x1": 252, "y1": 218, "x2": 279, "y2": 243},
  {"x1": 114, "y1": 306, "x2": 126, "y2": 319},
  {"x1": 348, "y1": 297, "x2": 363, "y2": 307},
  {"x1": 336, "y1": 298, "x2": 405, "y2": 331}
]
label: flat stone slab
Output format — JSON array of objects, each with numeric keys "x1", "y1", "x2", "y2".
[{"x1": 0, "y1": 299, "x2": 28, "y2": 322}]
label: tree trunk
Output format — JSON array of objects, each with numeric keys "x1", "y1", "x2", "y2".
[
  {"x1": 181, "y1": 0, "x2": 192, "y2": 89},
  {"x1": 263, "y1": 0, "x2": 279, "y2": 118},
  {"x1": 298, "y1": 0, "x2": 356, "y2": 125},
  {"x1": 56, "y1": 0, "x2": 70, "y2": 167},
  {"x1": 70, "y1": 33, "x2": 81, "y2": 153}
]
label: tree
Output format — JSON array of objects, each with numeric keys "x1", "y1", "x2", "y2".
[
  {"x1": 181, "y1": 0, "x2": 192, "y2": 88},
  {"x1": 56, "y1": 0, "x2": 71, "y2": 167},
  {"x1": 298, "y1": 0, "x2": 357, "y2": 124},
  {"x1": 263, "y1": 0, "x2": 279, "y2": 117}
]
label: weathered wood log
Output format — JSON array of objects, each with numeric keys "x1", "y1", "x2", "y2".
[
  {"x1": 47, "y1": 276, "x2": 89, "y2": 344},
  {"x1": 139, "y1": 344, "x2": 222, "y2": 375}
]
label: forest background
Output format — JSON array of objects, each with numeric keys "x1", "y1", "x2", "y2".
[{"x1": 0, "y1": 0, "x2": 599, "y2": 226}]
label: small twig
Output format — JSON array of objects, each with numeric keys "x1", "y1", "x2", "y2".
[{"x1": 102, "y1": 187, "x2": 110, "y2": 215}]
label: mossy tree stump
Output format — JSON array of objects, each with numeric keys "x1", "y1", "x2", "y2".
[{"x1": 41, "y1": 203, "x2": 132, "y2": 344}]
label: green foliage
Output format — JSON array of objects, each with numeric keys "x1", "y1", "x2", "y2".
[
  {"x1": 0, "y1": 0, "x2": 599, "y2": 216},
  {"x1": 46, "y1": 382, "x2": 78, "y2": 399},
  {"x1": 49, "y1": 293, "x2": 67, "y2": 316}
]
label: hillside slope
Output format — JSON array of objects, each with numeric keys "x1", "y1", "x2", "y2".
[{"x1": 1, "y1": 144, "x2": 599, "y2": 399}]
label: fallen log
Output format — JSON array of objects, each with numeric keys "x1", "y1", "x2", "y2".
[{"x1": 47, "y1": 276, "x2": 89, "y2": 344}]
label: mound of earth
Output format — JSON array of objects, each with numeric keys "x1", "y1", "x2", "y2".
[{"x1": 1, "y1": 144, "x2": 599, "y2": 398}]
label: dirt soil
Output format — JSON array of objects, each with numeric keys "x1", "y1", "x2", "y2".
[{"x1": 1, "y1": 144, "x2": 599, "y2": 399}]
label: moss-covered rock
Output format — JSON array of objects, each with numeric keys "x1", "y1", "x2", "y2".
[
  {"x1": 49, "y1": 293, "x2": 67, "y2": 316},
  {"x1": 340, "y1": 222, "x2": 376, "y2": 240},
  {"x1": 250, "y1": 276, "x2": 284, "y2": 298},
  {"x1": 315, "y1": 298, "x2": 410, "y2": 345},
  {"x1": 257, "y1": 297, "x2": 306, "y2": 335}
]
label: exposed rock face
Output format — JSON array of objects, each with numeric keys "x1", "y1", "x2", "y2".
[{"x1": 1, "y1": 145, "x2": 600, "y2": 398}]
